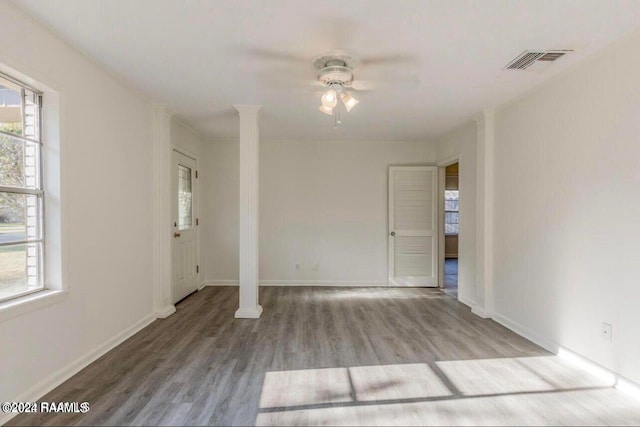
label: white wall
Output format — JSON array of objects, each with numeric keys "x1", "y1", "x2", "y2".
[
  {"x1": 0, "y1": 1, "x2": 154, "y2": 409},
  {"x1": 203, "y1": 140, "x2": 436, "y2": 284},
  {"x1": 171, "y1": 117, "x2": 204, "y2": 159},
  {"x1": 492, "y1": 30, "x2": 640, "y2": 384},
  {"x1": 436, "y1": 123, "x2": 478, "y2": 306}
]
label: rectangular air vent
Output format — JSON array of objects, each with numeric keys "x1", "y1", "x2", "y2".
[{"x1": 506, "y1": 50, "x2": 571, "y2": 70}]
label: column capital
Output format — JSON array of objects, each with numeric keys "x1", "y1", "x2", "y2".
[
  {"x1": 152, "y1": 103, "x2": 176, "y2": 118},
  {"x1": 472, "y1": 109, "x2": 495, "y2": 124},
  {"x1": 234, "y1": 104, "x2": 262, "y2": 115}
]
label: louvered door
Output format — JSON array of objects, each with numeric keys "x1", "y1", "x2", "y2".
[{"x1": 388, "y1": 166, "x2": 438, "y2": 287}]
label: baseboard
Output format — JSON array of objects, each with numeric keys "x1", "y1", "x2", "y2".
[
  {"x1": 457, "y1": 295, "x2": 476, "y2": 309},
  {"x1": 1, "y1": 313, "x2": 156, "y2": 426},
  {"x1": 492, "y1": 311, "x2": 558, "y2": 353},
  {"x1": 198, "y1": 281, "x2": 207, "y2": 291},
  {"x1": 491, "y1": 311, "x2": 640, "y2": 398},
  {"x1": 206, "y1": 280, "x2": 388, "y2": 287},
  {"x1": 556, "y1": 347, "x2": 640, "y2": 399},
  {"x1": 260, "y1": 280, "x2": 389, "y2": 287},
  {"x1": 206, "y1": 280, "x2": 239, "y2": 286}
]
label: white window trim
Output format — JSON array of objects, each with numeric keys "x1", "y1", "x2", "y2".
[
  {"x1": 0, "y1": 70, "x2": 45, "y2": 303},
  {"x1": 0, "y1": 289, "x2": 67, "y2": 322},
  {"x1": 0, "y1": 63, "x2": 65, "y2": 322}
]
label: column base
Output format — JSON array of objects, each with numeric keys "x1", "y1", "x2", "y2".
[
  {"x1": 155, "y1": 305, "x2": 176, "y2": 319},
  {"x1": 471, "y1": 305, "x2": 492, "y2": 319},
  {"x1": 235, "y1": 304, "x2": 263, "y2": 319}
]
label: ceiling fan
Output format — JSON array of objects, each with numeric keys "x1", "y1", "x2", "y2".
[
  {"x1": 243, "y1": 47, "x2": 419, "y2": 127},
  {"x1": 314, "y1": 53, "x2": 361, "y2": 126}
]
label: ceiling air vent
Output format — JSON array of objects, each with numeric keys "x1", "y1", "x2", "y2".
[{"x1": 506, "y1": 50, "x2": 571, "y2": 70}]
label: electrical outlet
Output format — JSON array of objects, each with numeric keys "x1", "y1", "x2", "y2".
[
  {"x1": 601, "y1": 322, "x2": 613, "y2": 342},
  {"x1": 295, "y1": 263, "x2": 300, "y2": 270}
]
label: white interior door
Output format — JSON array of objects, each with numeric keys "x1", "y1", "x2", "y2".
[
  {"x1": 389, "y1": 166, "x2": 438, "y2": 287},
  {"x1": 172, "y1": 150, "x2": 198, "y2": 303}
]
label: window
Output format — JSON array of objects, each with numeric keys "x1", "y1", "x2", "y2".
[
  {"x1": 177, "y1": 164, "x2": 193, "y2": 230},
  {"x1": 445, "y1": 190, "x2": 459, "y2": 234},
  {"x1": 0, "y1": 72, "x2": 44, "y2": 302}
]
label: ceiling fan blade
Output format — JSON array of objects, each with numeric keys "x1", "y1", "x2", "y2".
[
  {"x1": 238, "y1": 46, "x2": 310, "y2": 63},
  {"x1": 351, "y1": 75, "x2": 420, "y2": 91},
  {"x1": 359, "y1": 53, "x2": 419, "y2": 67},
  {"x1": 253, "y1": 65, "x2": 322, "y2": 91},
  {"x1": 349, "y1": 80, "x2": 375, "y2": 91}
]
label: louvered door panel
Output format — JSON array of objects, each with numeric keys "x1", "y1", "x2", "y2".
[
  {"x1": 389, "y1": 167, "x2": 438, "y2": 287},
  {"x1": 393, "y1": 170, "x2": 433, "y2": 230}
]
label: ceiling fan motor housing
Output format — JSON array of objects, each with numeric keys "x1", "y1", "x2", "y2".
[
  {"x1": 315, "y1": 56, "x2": 355, "y2": 86},
  {"x1": 318, "y1": 66, "x2": 354, "y2": 86}
]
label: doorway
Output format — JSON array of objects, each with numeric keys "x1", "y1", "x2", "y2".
[
  {"x1": 172, "y1": 149, "x2": 198, "y2": 303},
  {"x1": 443, "y1": 162, "x2": 459, "y2": 296}
]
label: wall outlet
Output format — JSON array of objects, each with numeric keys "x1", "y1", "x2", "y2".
[
  {"x1": 295, "y1": 263, "x2": 300, "y2": 270},
  {"x1": 601, "y1": 322, "x2": 613, "y2": 342}
]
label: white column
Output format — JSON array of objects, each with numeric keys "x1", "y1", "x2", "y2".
[
  {"x1": 152, "y1": 104, "x2": 176, "y2": 318},
  {"x1": 234, "y1": 105, "x2": 263, "y2": 319},
  {"x1": 472, "y1": 109, "x2": 495, "y2": 319}
]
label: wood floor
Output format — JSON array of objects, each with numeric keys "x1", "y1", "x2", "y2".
[{"x1": 7, "y1": 286, "x2": 640, "y2": 426}]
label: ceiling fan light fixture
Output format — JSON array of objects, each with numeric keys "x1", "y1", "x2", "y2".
[
  {"x1": 340, "y1": 91, "x2": 359, "y2": 112},
  {"x1": 318, "y1": 104, "x2": 334, "y2": 115},
  {"x1": 321, "y1": 89, "x2": 338, "y2": 108}
]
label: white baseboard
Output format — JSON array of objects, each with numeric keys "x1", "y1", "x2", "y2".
[
  {"x1": 492, "y1": 311, "x2": 640, "y2": 398},
  {"x1": 205, "y1": 279, "x2": 388, "y2": 287},
  {"x1": 206, "y1": 280, "x2": 238, "y2": 286},
  {"x1": 1, "y1": 313, "x2": 156, "y2": 426},
  {"x1": 260, "y1": 280, "x2": 389, "y2": 287},
  {"x1": 457, "y1": 295, "x2": 476, "y2": 309},
  {"x1": 492, "y1": 311, "x2": 558, "y2": 353},
  {"x1": 557, "y1": 346, "x2": 640, "y2": 399},
  {"x1": 471, "y1": 305, "x2": 493, "y2": 319}
]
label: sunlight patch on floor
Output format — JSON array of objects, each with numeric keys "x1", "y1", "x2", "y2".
[
  {"x1": 256, "y1": 356, "x2": 640, "y2": 426},
  {"x1": 300, "y1": 287, "x2": 447, "y2": 302},
  {"x1": 436, "y1": 355, "x2": 610, "y2": 395},
  {"x1": 259, "y1": 367, "x2": 352, "y2": 409},
  {"x1": 350, "y1": 363, "x2": 451, "y2": 401}
]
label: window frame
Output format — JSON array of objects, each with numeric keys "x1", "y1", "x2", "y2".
[{"x1": 0, "y1": 70, "x2": 45, "y2": 303}]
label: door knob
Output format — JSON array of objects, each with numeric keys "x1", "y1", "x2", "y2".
[
  {"x1": 174, "y1": 232, "x2": 181, "y2": 238},
  {"x1": 390, "y1": 231, "x2": 395, "y2": 236}
]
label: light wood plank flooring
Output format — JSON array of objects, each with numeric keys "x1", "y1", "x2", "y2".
[{"x1": 7, "y1": 286, "x2": 640, "y2": 426}]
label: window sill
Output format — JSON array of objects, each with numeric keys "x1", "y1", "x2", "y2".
[{"x1": 0, "y1": 289, "x2": 68, "y2": 323}]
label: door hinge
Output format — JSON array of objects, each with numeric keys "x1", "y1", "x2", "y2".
[
  {"x1": 196, "y1": 265, "x2": 199, "y2": 274},
  {"x1": 196, "y1": 218, "x2": 199, "y2": 226},
  {"x1": 195, "y1": 170, "x2": 198, "y2": 179}
]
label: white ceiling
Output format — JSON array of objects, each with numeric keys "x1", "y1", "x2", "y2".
[{"x1": 14, "y1": 0, "x2": 640, "y2": 141}]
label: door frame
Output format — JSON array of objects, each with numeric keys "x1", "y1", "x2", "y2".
[
  {"x1": 388, "y1": 165, "x2": 439, "y2": 287},
  {"x1": 437, "y1": 154, "x2": 460, "y2": 289},
  {"x1": 171, "y1": 145, "x2": 201, "y2": 302}
]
